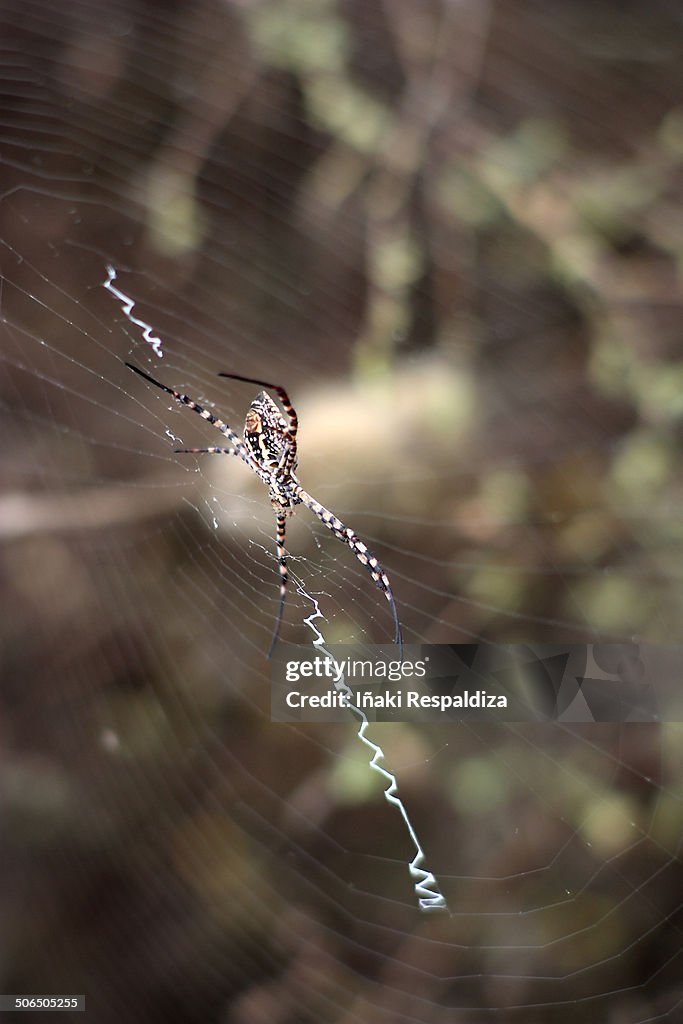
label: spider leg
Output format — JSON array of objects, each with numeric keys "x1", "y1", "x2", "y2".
[
  {"x1": 218, "y1": 371, "x2": 298, "y2": 477},
  {"x1": 267, "y1": 511, "x2": 289, "y2": 658},
  {"x1": 174, "y1": 447, "x2": 237, "y2": 455},
  {"x1": 295, "y1": 486, "x2": 403, "y2": 654},
  {"x1": 126, "y1": 363, "x2": 268, "y2": 482}
]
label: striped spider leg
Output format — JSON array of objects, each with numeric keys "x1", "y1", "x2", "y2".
[
  {"x1": 294, "y1": 485, "x2": 403, "y2": 654},
  {"x1": 125, "y1": 363, "x2": 269, "y2": 483},
  {"x1": 126, "y1": 363, "x2": 403, "y2": 656}
]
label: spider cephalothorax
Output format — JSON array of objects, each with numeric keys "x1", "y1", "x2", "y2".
[{"x1": 126, "y1": 362, "x2": 402, "y2": 656}]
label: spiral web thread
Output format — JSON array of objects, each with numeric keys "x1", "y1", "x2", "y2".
[
  {"x1": 104, "y1": 266, "x2": 165, "y2": 359},
  {"x1": 300, "y1": 584, "x2": 448, "y2": 913}
]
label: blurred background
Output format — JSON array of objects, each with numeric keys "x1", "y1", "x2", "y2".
[{"x1": 1, "y1": 0, "x2": 682, "y2": 1020}]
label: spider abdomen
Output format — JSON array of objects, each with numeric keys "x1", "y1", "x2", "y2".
[{"x1": 244, "y1": 391, "x2": 297, "y2": 473}]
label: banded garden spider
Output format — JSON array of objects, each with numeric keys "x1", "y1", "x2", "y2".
[{"x1": 126, "y1": 363, "x2": 403, "y2": 657}]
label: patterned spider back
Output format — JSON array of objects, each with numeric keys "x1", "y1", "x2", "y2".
[{"x1": 244, "y1": 391, "x2": 294, "y2": 472}]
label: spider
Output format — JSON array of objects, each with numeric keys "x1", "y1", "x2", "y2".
[{"x1": 126, "y1": 363, "x2": 403, "y2": 657}]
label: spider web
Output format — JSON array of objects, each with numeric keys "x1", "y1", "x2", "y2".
[{"x1": 1, "y1": 0, "x2": 683, "y2": 1021}]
